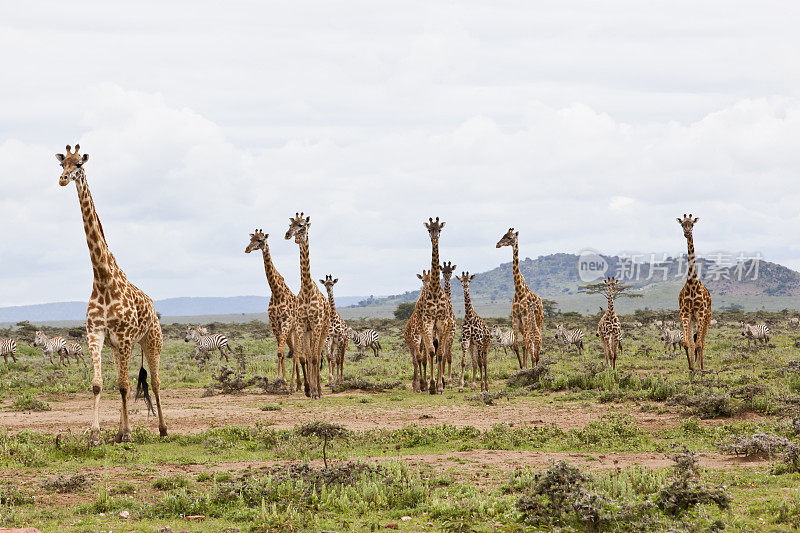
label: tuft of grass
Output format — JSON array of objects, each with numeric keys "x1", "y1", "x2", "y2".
[
  {"x1": 153, "y1": 474, "x2": 191, "y2": 491},
  {"x1": 11, "y1": 393, "x2": 51, "y2": 412},
  {"x1": 260, "y1": 403, "x2": 282, "y2": 411}
]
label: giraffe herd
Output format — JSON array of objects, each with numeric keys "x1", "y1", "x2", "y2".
[{"x1": 0, "y1": 144, "x2": 773, "y2": 445}]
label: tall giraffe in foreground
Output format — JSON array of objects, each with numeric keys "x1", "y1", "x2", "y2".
[
  {"x1": 285, "y1": 213, "x2": 330, "y2": 399},
  {"x1": 419, "y1": 218, "x2": 454, "y2": 394},
  {"x1": 456, "y1": 272, "x2": 491, "y2": 392},
  {"x1": 320, "y1": 275, "x2": 348, "y2": 384},
  {"x1": 57, "y1": 145, "x2": 165, "y2": 445},
  {"x1": 496, "y1": 228, "x2": 544, "y2": 368},
  {"x1": 404, "y1": 270, "x2": 432, "y2": 392},
  {"x1": 677, "y1": 214, "x2": 712, "y2": 371},
  {"x1": 596, "y1": 277, "x2": 623, "y2": 369},
  {"x1": 440, "y1": 260, "x2": 457, "y2": 386},
  {"x1": 245, "y1": 229, "x2": 300, "y2": 390}
]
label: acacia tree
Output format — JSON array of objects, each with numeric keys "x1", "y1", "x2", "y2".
[
  {"x1": 298, "y1": 421, "x2": 351, "y2": 468},
  {"x1": 578, "y1": 279, "x2": 643, "y2": 302}
]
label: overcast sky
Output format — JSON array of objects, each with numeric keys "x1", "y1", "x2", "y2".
[{"x1": 2, "y1": 1, "x2": 800, "y2": 306}]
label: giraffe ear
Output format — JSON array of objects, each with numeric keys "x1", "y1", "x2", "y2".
[
  {"x1": 676, "y1": 218, "x2": 682, "y2": 224},
  {"x1": 470, "y1": 274, "x2": 476, "y2": 281},
  {"x1": 81, "y1": 154, "x2": 89, "y2": 163},
  {"x1": 417, "y1": 274, "x2": 423, "y2": 280},
  {"x1": 319, "y1": 279, "x2": 325, "y2": 285},
  {"x1": 693, "y1": 217, "x2": 699, "y2": 223},
  {"x1": 56, "y1": 153, "x2": 65, "y2": 162},
  {"x1": 334, "y1": 278, "x2": 338, "y2": 284}
]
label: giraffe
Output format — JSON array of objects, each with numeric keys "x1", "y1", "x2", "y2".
[
  {"x1": 57, "y1": 144, "x2": 165, "y2": 445},
  {"x1": 418, "y1": 217, "x2": 454, "y2": 394},
  {"x1": 285, "y1": 213, "x2": 330, "y2": 399},
  {"x1": 440, "y1": 260, "x2": 457, "y2": 386},
  {"x1": 405, "y1": 270, "x2": 432, "y2": 392},
  {"x1": 245, "y1": 229, "x2": 301, "y2": 391},
  {"x1": 677, "y1": 214, "x2": 712, "y2": 371},
  {"x1": 596, "y1": 277, "x2": 622, "y2": 369},
  {"x1": 496, "y1": 228, "x2": 544, "y2": 368},
  {"x1": 456, "y1": 272, "x2": 491, "y2": 392},
  {"x1": 320, "y1": 274, "x2": 349, "y2": 385}
]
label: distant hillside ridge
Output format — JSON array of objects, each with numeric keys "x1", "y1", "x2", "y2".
[
  {"x1": 0, "y1": 295, "x2": 369, "y2": 323},
  {"x1": 346, "y1": 253, "x2": 800, "y2": 315}
]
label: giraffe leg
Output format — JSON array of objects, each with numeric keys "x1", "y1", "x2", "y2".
[
  {"x1": 87, "y1": 329, "x2": 105, "y2": 446},
  {"x1": 112, "y1": 342, "x2": 134, "y2": 443},
  {"x1": 471, "y1": 343, "x2": 478, "y2": 389},
  {"x1": 459, "y1": 338, "x2": 469, "y2": 392},
  {"x1": 679, "y1": 312, "x2": 694, "y2": 371},
  {"x1": 420, "y1": 324, "x2": 437, "y2": 394},
  {"x1": 696, "y1": 310, "x2": 711, "y2": 371},
  {"x1": 142, "y1": 330, "x2": 167, "y2": 437}
]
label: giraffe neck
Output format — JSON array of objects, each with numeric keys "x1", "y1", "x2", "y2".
[
  {"x1": 429, "y1": 237, "x2": 442, "y2": 296},
  {"x1": 686, "y1": 233, "x2": 697, "y2": 280},
  {"x1": 606, "y1": 292, "x2": 615, "y2": 315},
  {"x1": 260, "y1": 244, "x2": 289, "y2": 297},
  {"x1": 463, "y1": 284, "x2": 476, "y2": 319},
  {"x1": 512, "y1": 241, "x2": 526, "y2": 293},
  {"x1": 442, "y1": 275, "x2": 452, "y2": 302},
  {"x1": 325, "y1": 287, "x2": 337, "y2": 313},
  {"x1": 74, "y1": 170, "x2": 118, "y2": 284},
  {"x1": 298, "y1": 236, "x2": 314, "y2": 292}
]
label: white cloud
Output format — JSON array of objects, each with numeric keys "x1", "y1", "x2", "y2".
[{"x1": 2, "y1": 2, "x2": 800, "y2": 305}]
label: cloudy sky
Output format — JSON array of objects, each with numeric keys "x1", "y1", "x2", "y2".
[{"x1": 2, "y1": 1, "x2": 799, "y2": 306}]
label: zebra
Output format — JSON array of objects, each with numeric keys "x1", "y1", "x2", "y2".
[
  {"x1": 554, "y1": 324, "x2": 584, "y2": 355},
  {"x1": 184, "y1": 326, "x2": 233, "y2": 362},
  {"x1": 741, "y1": 322, "x2": 769, "y2": 349},
  {"x1": 709, "y1": 319, "x2": 719, "y2": 327},
  {"x1": 490, "y1": 326, "x2": 516, "y2": 358},
  {"x1": 0, "y1": 338, "x2": 17, "y2": 364},
  {"x1": 65, "y1": 342, "x2": 87, "y2": 366},
  {"x1": 32, "y1": 331, "x2": 68, "y2": 366},
  {"x1": 660, "y1": 327, "x2": 684, "y2": 355},
  {"x1": 348, "y1": 328, "x2": 381, "y2": 357},
  {"x1": 789, "y1": 317, "x2": 800, "y2": 327}
]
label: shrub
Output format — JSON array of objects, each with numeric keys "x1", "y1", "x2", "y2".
[
  {"x1": 516, "y1": 461, "x2": 589, "y2": 525},
  {"x1": 296, "y1": 421, "x2": 351, "y2": 468},
  {"x1": 656, "y1": 448, "x2": 730, "y2": 517},
  {"x1": 717, "y1": 432, "x2": 791, "y2": 457}
]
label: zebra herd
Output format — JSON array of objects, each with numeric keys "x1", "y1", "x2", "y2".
[
  {"x1": 180, "y1": 324, "x2": 383, "y2": 366},
  {"x1": 0, "y1": 331, "x2": 87, "y2": 367}
]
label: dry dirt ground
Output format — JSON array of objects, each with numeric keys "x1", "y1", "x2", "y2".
[
  {"x1": 0, "y1": 387, "x2": 771, "y2": 475},
  {"x1": 0, "y1": 387, "x2": 712, "y2": 434}
]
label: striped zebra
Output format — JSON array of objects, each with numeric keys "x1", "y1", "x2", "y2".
[
  {"x1": 348, "y1": 328, "x2": 381, "y2": 357},
  {"x1": 32, "y1": 331, "x2": 68, "y2": 366},
  {"x1": 789, "y1": 317, "x2": 799, "y2": 327},
  {"x1": 660, "y1": 327, "x2": 684, "y2": 355},
  {"x1": 0, "y1": 338, "x2": 17, "y2": 364},
  {"x1": 65, "y1": 342, "x2": 87, "y2": 366},
  {"x1": 184, "y1": 326, "x2": 233, "y2": 362},
  {"x1": 741, "y1": 322, "x2": 769, "y2": 349},
  {"x1": 554, "y1": 324, "x2": 584, "y2": 355},
  {"x1": 490, "y1": 326, "x2": 516, "y2": 358}
]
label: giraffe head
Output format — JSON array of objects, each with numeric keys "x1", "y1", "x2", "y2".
[
  {"x1": 676, "y1": 213, "x2": 699, "y2": 239},
  {"x1": 424, "y1": 217, "x2": 445, "y2": 242},
  {"x1": 245, "y1": 229, "x2": 268, "y2": 253},
  {"x1": 496, "y1": 227, "x2": 518, "y2": 248},
  {"x1": 33, "y1": 331, "x2": 47, "y2": 347},
  {"x1": 455, "y1": 271, "x2": 476, "y2": 287},
  {"x1": 319, "y1": 274, "x2": 339, "y2": 292},
  {"x1": 285, "y1": 212, "x2": 311, "y2": 244},
  {"x1": 416, "y1": 269, "x2": 432, "y2": 287},
  {"x1": 604, "y1": 276, "x2": 618, "y2": 296},
  {"x1": 441, "y1": 261, "x2": 456, "y2": 282},
  {"x1": 56, "y1": 144, "x2": 89, "y2": 186}
]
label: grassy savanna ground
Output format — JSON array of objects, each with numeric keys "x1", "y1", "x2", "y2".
[{"x1": 2, "y1": 311, "x2": 800, "y2": 531}]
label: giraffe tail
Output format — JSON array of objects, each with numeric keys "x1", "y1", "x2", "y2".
[{"x1": 136, "y1": 362, "x2": 156, "y2": 416}]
